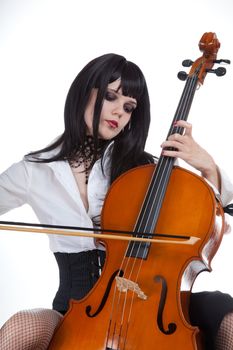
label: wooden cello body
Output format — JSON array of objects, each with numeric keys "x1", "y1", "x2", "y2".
[
  {"x1": 48, "y1": 166, "x2": 224, "y2": 350},
  {"x1": 48, "y1": 32, "x2": 227, "y2": 349}
]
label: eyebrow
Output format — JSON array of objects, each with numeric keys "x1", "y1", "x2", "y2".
[{"x1": 108, "y1": 88, "x2": 137, "y2": 106}]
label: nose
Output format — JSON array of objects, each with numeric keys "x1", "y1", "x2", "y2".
[{"x1": 112, "y1": 102, "x2": 124, "y2": 117}]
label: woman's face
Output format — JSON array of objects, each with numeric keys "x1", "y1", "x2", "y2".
[{"x1": 84, "y1": 79, "x2": 137, "y2": 139}]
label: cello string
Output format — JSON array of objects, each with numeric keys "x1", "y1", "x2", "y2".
[
  {"x1": 105, "y1": 221, "x2": 156, "y2": 346},
  {"x1": 138, "y1": 73, "x2": 198, "y2": 234},
  {"x1": 105, "y1": 70, "x2": 199, "y2": 348},
  {"x1": 105, "y1": 239, "x2": 139, "y2": 347},
  {"x1": 105, "y1": 242, "x2": 144, "y2": 347},
  {"x1": 114, "y1": 73, "x2": 199, "y2": 342},
  {"x1": 133, "y1": 73, "x2": 198, "y2": 235},
  {"x1": 126, "y1": 73, "x2": 198, "y2": 294},
  {"x1": 152, "y1": 68, "x2": 201, "y2": 192}
]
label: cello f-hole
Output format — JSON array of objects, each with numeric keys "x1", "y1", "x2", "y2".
[
  {"x1": 154, "y1": 275, "x2": 177, "y2": 335},
  {"x1": 86, "y1": 269, "x2": 123, "y2": 317}
]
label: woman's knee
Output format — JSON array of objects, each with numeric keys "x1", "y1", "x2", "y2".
[{"x1": 0, "y1": 308, "x2": 63, "y2": 350}]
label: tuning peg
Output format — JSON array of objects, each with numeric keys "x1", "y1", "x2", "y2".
[
  {"x1": 213, "y1": 59, "x2": 231, "y2": 64},
  {"x1": 206, "y1": 67, "x2": 227, "y2": 76},
  {"x1": 177, "y1": 71, "x2": 188, "y2": 81},
  {"x1": 182, "y1": 60, "x2": 194, "y2": 67}
]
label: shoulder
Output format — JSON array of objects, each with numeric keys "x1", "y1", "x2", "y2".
[
  {"x1": 24, "y1": 145, "x2": 61, "y2": 162},
  {"x1": 0, "y1": 158, "x2": 33, "y2": 192},
  {"x1": 2, "y1": 158, "x2": 31, "y2": 176}
]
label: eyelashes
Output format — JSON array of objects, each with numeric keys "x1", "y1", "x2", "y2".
[
  {"x1": 104, "y1": 91, "x2": 116, "y2": 102},
  {"x1": 124, "y1": 104, "x2": 135, "y2": 114}
]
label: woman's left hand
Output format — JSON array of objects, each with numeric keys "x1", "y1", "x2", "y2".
[{"x1": 160, "y1": 120, "x2": 220, "y2": 191}]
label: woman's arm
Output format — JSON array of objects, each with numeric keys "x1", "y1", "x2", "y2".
[{"x1": 0, "y1": 160, "x2": 30, "y2": 215}]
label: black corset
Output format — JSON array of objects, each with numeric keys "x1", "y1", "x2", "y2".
[{"x1": 53, "y1": 249, "x2": 106, "y2": 314}]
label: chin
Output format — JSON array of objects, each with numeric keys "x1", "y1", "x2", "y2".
[{"x1": 99, "y1": 130, "x2": 120, "y2": 140}]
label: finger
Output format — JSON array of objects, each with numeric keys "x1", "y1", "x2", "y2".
[
  {"x1": 174, "y1": 120, "x2": 192, "y2": 136},
  {"x1": 162, "y1": 149, "x2": 181, "y2": 158},
  {"x1": 160, "y1": 140, "x2": 188, "y2": 157},
  {"x1": 166, "y1": 133, "x2": 184, "y2": 143},
  {"x1": 161, "y1": 140, "x2": 181, "y2": 149}
]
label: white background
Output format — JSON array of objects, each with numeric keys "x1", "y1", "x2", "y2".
[{"x1": 0, "y1": 0, "x2": 233, "y2": 327}]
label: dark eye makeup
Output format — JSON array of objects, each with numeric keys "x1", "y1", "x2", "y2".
[{"x1": 105, "y1": 90, "x2": 137, "y2": 114}]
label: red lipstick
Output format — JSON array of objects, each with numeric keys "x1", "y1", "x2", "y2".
[{"x1": 106, "y1": 120, "x2": 118, "y2": 128}]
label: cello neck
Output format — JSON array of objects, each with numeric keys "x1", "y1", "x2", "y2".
[
  {"x1": 132, "y1": 72, "x2": 200, "y2": 237},
  {"x1": 165, "y1": 72, "x2": 199, "y2": 140},
  {"x1": 127, "y1": 32, "x2": 226, "y2": 258}
]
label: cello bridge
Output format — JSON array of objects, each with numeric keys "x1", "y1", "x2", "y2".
[{"x1": 115, "y1": 276, "x2": 147, "y2": 300}]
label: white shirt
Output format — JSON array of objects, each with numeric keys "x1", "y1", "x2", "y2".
[{"x1": 0, "y1": 147, "x2": 233, "y2": 253}]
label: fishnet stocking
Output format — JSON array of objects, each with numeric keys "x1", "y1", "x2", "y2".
[
  {"x1": 0, "y1": 308, "x2": 62, "y2": 350},
  {"x1": 215, "y1": 312, "x2": 233, "y2": 350}
]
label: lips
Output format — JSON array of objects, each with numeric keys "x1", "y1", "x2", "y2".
[{"x1": 106, "y1": 120, "x2": 118, "y2": 128}]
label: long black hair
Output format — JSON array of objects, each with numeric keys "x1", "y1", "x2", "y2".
[{"x1": 27, "y1": 53, "x2": 154, "y2": 183}]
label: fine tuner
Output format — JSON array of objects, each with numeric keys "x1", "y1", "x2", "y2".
[{"x1": 178, "y1": 58, "x2": 231, "y2": 81}]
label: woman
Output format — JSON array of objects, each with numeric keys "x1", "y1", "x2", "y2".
[{"x1": 0, "y1": 53, "x2": 233, "y2": 349}]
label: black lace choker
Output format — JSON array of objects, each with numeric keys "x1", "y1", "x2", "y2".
[{"x1": 69, "y1": 136, "x2": 107, "y2": 184}]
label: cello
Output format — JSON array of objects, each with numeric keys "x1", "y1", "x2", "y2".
[{"x1": 43, "y1": 32, "x2": 230, "y2": 349}]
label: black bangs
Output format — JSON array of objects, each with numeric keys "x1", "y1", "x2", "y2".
[
  {"x1": 92, "y1": 54, "x2": 145, "y2": 101},
  {"x1": 110, "y1": 60, "x2": 146, "y2": 101}
]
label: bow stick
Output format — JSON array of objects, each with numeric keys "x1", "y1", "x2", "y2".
[{"x1": 0, "y1": 220, "x2": 200, "y2": 245}]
